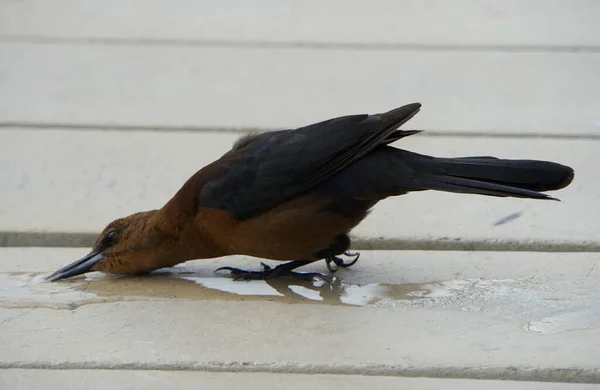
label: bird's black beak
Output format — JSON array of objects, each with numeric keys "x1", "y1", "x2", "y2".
[{"x1": 46, "y1": 250, "x2": 105, "y2": 282}]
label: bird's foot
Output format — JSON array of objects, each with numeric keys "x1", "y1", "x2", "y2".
[
  {"x1": 325, "y1": 251, "x2": 360, "y2": 272},
  {"x1": 215, "y1": 261, "x2": 326, "y2": 281}
]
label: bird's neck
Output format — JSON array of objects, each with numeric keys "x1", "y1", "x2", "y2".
[
  {"x1": 145, "y1": 210, "x2": 224, "y2": 266},
  {"x1": 150, "y1": 162, "x2": 234, "y2": 264},
  {"x1": 160, "y1": 162, "x2": 217, "y2": 224}
]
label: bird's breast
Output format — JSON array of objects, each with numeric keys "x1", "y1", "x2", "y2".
[{"x1": 202, "y1": 195, "x2": 363, "y2": 261}]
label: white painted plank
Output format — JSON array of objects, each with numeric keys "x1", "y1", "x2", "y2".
[
  {"x1": 1, "y1": 249, "x2": 599, "y2": 383},
  {"x1": 0, "y1": 0, "x2": 599, "y2": 47},
  {"x1": 1, "y1": 44, "x2": 599, "y2": 135},
  {"x1": 3, "y1": 370, "x2": 596, "y2": 390},
  {"x1": 0, "y1": 129, "x2": 595, "y2": 246}
]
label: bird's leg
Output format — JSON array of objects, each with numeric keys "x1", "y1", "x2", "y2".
[
  {"x1": 215, "y1": 260, "x2": 326, "y2": 281},
  {"x1": 325, "y1": 251, "x2": 360, "y2": 273}
]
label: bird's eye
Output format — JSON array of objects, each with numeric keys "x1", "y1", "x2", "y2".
[{"x1": 104, "y1": 231, "x2": 118, "y2": 246}]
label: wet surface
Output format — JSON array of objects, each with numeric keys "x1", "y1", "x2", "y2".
[
  {"x1": 0, "y1": 269, "x2": 424, "y2": 309},
  {"x1": 2, "y1": 266, "x2": 599, "y2": 335}
]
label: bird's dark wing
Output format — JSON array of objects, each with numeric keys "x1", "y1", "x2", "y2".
[{"x1": 198, "y1": 103, "x2": 421, "y2": 219}]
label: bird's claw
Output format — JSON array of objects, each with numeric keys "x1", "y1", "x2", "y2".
[
  {"x1": 215, "y1": 265, "x2": 327, "y2": 282},
  {"x1": 260, "y1": 262, "x2": 272, "y2": 271},
  {"x1": 325, "y1": 251, "x2": 360, "y2": 273},
  {"x1": 214, "y1": 266, "x2": 252, "y2": 281}
]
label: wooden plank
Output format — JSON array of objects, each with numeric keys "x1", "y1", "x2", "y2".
[
  {"x1": 1, "y1": 0, "x2": 599, "y2": 47},
  {"x1": 1, "y1": 43, "x2": 599, "y2": 135}
]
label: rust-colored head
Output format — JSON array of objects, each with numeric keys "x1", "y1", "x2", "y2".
[{"x1": 46, "y1": 210, "x2": 184, "y2": 281}]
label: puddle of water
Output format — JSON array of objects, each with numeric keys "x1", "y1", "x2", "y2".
[
  {"x1": 0, "y1": 273, "x2": 99, "y2": 309},
  {"x1": 1, "y1": 260, "x2": 435, "y2": 306},
  {"x1": 1, "y1": 269, "x2": 599, "y2": 335},
  {"x1": 0, "y1": 270, "x2": 428, "y2": 309},
  {"x1": 288, "y1": 285, "x2": 323, "y2": 301},
  {"x1": 182, "y1": 277, "x2": 285, "y2": 297}
]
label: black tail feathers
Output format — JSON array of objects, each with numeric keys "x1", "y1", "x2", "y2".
[{"x1": 408, "y1": 154, "x2": 574, "y2": 200}]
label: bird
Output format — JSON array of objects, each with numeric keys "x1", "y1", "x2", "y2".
[{"x1": 47, "y1": 103, "x2": 574, "y2": 282}]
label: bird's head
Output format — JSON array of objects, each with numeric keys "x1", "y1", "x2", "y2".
[{"x1": 46, "y1": 210, "x2": 177, "y2": 282}]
